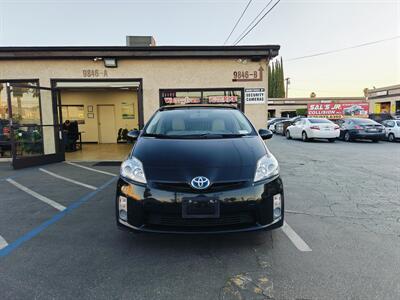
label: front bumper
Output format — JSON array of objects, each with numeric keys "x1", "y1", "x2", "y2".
[{"x1": 116, "y1": 176, "x2": 284, "y2": 234}]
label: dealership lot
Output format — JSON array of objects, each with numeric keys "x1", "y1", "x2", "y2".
[{"x1": 0, "y1": 137, "x2": 399, "y2": 299}]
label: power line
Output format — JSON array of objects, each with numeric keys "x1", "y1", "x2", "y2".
[
  {"x1": 234, "y1": 0, "x2": 281, "y2": 45},
  {"x1": 224, "y1": 0, "x2": 253, "y2": 45},
  {"x1": 287, "y1": 35, "x2": 400, "y2": 62},
  {"x1": 232, "y1": 0, "x2": 274, "y2": 45}
]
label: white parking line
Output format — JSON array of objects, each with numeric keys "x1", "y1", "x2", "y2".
[
  {"x1": 65, "y1": 161, "x2": 117, "y2": 176},
  {"x1": 6, "y1": 178, "x2": 66, "y2": 211},
  {"x1": 39, "y1": 168, "x2": 97, "y2": 190},
  {"x1": 282, "y1": 221, "x2": 312, "y2": 252},
  {"x1": 0, "y1": 235, "x2": 8, "y2": 250}
]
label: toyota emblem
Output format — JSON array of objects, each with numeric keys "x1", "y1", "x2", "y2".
[{"x1": 190, "y1": 176, "x2": 210, "y2": 190}]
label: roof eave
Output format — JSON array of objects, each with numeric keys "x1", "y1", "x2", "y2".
[{"x1": 0, "y1": 45, "x2": 280, "y2": 60}]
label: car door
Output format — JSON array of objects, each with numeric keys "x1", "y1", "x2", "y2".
[
  {"x1": 291, "y1": 119, "x2": 303, "y2": 138},
  {"x1": 395, "y1": 121, "x2": 400, "y2": 138},
  {"x1": 383, "y1": 120, "x2": 394, "y2": 138}
]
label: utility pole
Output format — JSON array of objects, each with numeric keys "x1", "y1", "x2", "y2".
[{"x1": 285, "y1": 77, "x2": 290, "y2": 98}]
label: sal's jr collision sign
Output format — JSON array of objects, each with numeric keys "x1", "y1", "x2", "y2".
[{"x1": 245, "y1": 88, "x2": 265, "y2": 104}]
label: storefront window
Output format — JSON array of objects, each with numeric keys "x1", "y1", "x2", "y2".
[
  {"x1": 10, "y1": 82, "x2": 41, "y2": 125},
  {"x1": 61, "y1": 105, "x2": 85, "y2": 124},
  {"x1": 160, "y1": 89, "x2": 243, "y2": 110},
  {"x1": 0, "y1": 83, "x2": 11, "y2": 158},
  {"x1": 10, "y1": 82, "x2": 44, "y2": 157}
]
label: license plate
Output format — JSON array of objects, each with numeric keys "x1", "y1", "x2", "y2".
[
  {"x1": 182, "y1": 197, "x2": 220, "y2": 218},
  {"x1": 368, "y1": 129, "x2": 377, "y2": 132}
]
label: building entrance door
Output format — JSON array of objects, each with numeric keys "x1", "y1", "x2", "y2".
[
  {"x1": 6, "y1": 82, "x2": 63, "y2": 169},
  {"x1": 98, "y1": 105, "x2": 116, "y2": 143}
]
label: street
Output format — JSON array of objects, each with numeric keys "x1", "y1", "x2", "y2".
[{"x1": 0, "y1": 136, "x2": 399, "y2": 299}]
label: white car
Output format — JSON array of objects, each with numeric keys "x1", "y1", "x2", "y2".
[
  {"x1": 286, "y1": 118, "x2": 340, "y2": 142},
  {"x1": 382, "y1": 119, "x2": 400, "y2": 142}
]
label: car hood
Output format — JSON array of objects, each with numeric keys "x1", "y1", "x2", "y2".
[{"x1": 132, "y1": 136, "x2": 267, "y2": 182}]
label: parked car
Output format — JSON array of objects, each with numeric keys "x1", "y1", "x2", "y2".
[
  {"x1": 116, "y1": 105, "x2": 284, "y2": 233},
  {"x1": 339, "y1": 118, "x2": 385, "y2": 142},
  {"x1": 275, "y1": 116, "x2": 305, "y2": 136},
  {"x1": 368, "y1": 113, "x2": 393, "y2": 124},
  {"x1": 382, "y1": 119, "x2": 400, "y2": 142},
  {"x1": 286, "y1": 118, "x2": 340, "y2": 142},
  {"x1": 267, "y1": 117, "x2": 288, "y2": 132}
]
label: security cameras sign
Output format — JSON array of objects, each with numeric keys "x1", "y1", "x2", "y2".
[{"x1": 245, "y1": 88, "x2": 265, "y2": 104}]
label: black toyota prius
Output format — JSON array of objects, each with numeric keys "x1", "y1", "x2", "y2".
[{"x1": 116, "y1": 105, "x2": 284, "y2": 233}]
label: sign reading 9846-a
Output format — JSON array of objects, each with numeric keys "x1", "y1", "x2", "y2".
[{"x1": 245, "y1": 88, "x2": 266, "y2": 104}]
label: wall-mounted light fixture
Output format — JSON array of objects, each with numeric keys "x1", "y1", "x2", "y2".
[{"x1": 104, "y1": 58, "x2": 118, "y2": 68}]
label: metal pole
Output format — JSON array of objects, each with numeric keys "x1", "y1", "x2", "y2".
[{"x1": 285, "y1": 78, "x2": 290, "y2": 98}]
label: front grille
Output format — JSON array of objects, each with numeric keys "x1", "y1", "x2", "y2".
[
  {"x1": 147, "y1": 212, "x2": 255, "y2": 227},
  {"x1": 151, "y1": 180, "x2": 248, "y2": 193}
]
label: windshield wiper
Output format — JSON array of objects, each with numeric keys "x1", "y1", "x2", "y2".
[
  {"x1": 171, "y1": 133, "x2": 250, "y2": 139},
  {"x1": 220, "y1": 133, "x2": 250, "y2": 138},
  {"x1": 142, "y1": 133, "x2": 174, "y2": 138},
  {"x1": 143, "y1": 133, "x2": 251, "y2": 139}
]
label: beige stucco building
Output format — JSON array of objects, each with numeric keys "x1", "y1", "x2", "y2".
[
  {"x1": 366, "y1": 84, "x2": 400, "y2": 115},
  {"x1": 0, "y1": 37, "x2": 279, "y2": 168}
]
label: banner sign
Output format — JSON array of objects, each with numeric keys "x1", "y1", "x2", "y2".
[
  {"x1": 245, "y1": 88, "x2": 265, "y2": 104},
  {"x1": 208, "y1": 95, "x2": 238, "y2": 104},
  {"x1": 164, "y1": 97, "x2": 201, "y2": 105},
  {"x1": 307, "y1": 102, "x2": 369, "y2": 119}
]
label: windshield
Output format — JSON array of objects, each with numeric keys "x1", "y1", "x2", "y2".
[
  {"x1": 144, "y1": 108, "x2": 255, "y2": 138},
  {"x1": 353, "y1": 118, "x2": 379, "y2": 125}
]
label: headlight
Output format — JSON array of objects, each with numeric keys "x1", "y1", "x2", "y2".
[
  {"x1": 120, "y1": 157, "x2": 147, "y2": 184},
  {"x1": 254, "y1": 153, "x2": 279, "y2": 182}
]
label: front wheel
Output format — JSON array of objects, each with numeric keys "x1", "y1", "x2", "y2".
[
  {"x1": 302, "y1": 131, "x2": 309, "y2": 142},
  {"x1": 286, "y1": 130, "x2": 291, "y2": 139},
  {"x1": 328, "y1": 138, "x2": 336, "y2": 143},
  {"x1": 388, "y1": 133, "x2": 395, "y2": 142},
  {"x1": 344, "y1": 132, "x2": 352, "y2": 142}
]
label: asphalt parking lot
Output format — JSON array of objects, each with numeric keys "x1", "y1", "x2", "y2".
[{"x1": 0, "y1": 137, "x2": 399, "y2": 299}]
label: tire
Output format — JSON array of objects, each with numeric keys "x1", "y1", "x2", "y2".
[
  {"x1": 388, "y1": 133, "x2": 395, "y2": 142},
  {"x1": 286, "y1": 130, "x2": 291, "y2": 139},
  {"x1": 302, "y1": 131, "x2": 308, "y2": 142},
  {"x1": 372, "y1": 139, "x2": 379, "y2": 143},
  {"x1": 328, "y1": 138, "x2": 336, "y2": 143},
  {"x1": 344, "y1": 131, "x2": 352, "y2": 142}
]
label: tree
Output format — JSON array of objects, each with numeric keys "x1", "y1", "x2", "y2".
[{"x1": 268, "y1": 58, "x2": 285, "y2": 98}]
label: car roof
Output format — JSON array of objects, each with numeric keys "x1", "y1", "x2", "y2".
[{"x1": 159, "y1": 104, "x2": 238, "y2": 111}]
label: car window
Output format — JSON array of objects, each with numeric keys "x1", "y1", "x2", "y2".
[
  {"x1": 294, "y1": 120, "x2": 302, "y2": 125},
  {"x1": 385, "y1": 121, "x2": 395, "y2": 127},
  {"x1": 144, "y1": 108, "x2": 255, "y2": 138}
]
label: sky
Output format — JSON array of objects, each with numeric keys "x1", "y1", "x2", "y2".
[{"x1": 0, "y1": 0, "x2": 399, "y2": 97}]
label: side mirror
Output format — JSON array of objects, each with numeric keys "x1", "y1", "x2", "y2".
[
  {"x1": 258, "y1": 129, "x2": 273, "y2": 140},
  {"x1": 127, "y1": 130, "x2": 140, "y2": 141}
]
